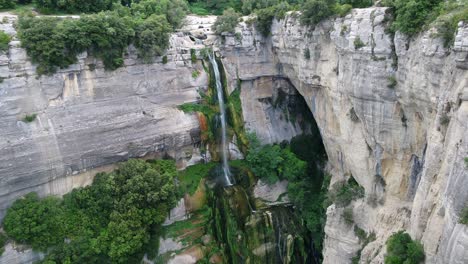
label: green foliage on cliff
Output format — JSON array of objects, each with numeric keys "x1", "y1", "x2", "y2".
[
  {"x1": 3, "y1": 159, "x2": 178, "y2": 263},
  {"x1": 385, "y1": 231, "x2": 425, "y2": 264},
  {"x1": 0, "y1": 31, "x2": 10, "y2": 51},
  {"x1": 0, "y1": 0, "x2": 15, "y2": 9},
  {"x1": 15, "y1": 0, "x2": 190, "y2": 74},
  {"x1": 0, "y1": 233, "x2": 6, "y2": 256},
  {"x1": 461, "y1": 205, "x2": 468, "y2": 225},
  {"x1": 34, "y1": 0, "x2": 117, "y2": 14},
  {"x1": 213, "y1": 8, "x2": 240, "y2": 34},
  {"x1": 328, "y1": 176, "x2": 365, "y2": 207},
  {"x1": 245, "y1": 133, "x2": 307, "y2": 184}
]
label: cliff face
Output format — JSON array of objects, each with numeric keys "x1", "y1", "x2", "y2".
[
  {"x1": 0, "y1": 8, "x2": 467, "y2": 264},
  {"x1": 0, "y1": 15, "x2": 219, "y2": 221},
  {"x1": 219, "y1": 7, "x2": 468, "y2": 264}
]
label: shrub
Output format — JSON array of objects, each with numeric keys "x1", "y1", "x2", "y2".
[
  {"x1": 435, "y1": 6, "x2": 468, "y2": 48},
  {"x1": 385, "y1": 231, "x2": 425, "y2": 264},
  {"x1": 388, "y1": 0, "x2": 444, "y2": 36},
  {"x1": 134, "y1": 14, "x2": 171, "y2": 62},
  {"x1": 328, "y1": 176, "x2": 365, "y2": 207},
  {"x1": 460, "y1": 205, "x2": 468, "y2": 225},
  {"x1": 192, "y1": 70, "x2": 200, "y2": 79},
  {"x1": 190, "y1": 48, "x2": 197, "y2": 63},
  {"x1": 343, "y1": 207, "x2": 354, "y2": 225},
  {"x1": 35, "y1": 0, "x2": 117, "y2": 14},
  {"x1": 354, "y1": 36, "x2": 365, "y2": 49},
  {"x1": 339, "y1": 0, "x2": 373, "y2": 8},
  {"x1": 212, "y1": 8, "x2": 240, "y2": 34},
  {"x1": 23, "y1": 113, "x2": 37, "y2": 122},
  {"x1": 0, "y1": 31, "x2": 10, "y2": 51},
  {"x1": 255, "y1": 3, "x2": 290, "y2": 37},
  {"x1": 0, "y1": 233, "x2": 7, "y2": 256},
  {"x1": 130, "y1": 0, "x2": 189, "y2": 29},
  {"x1": 304, "y1": 48, "x2": 311, "y2": 60},
  {"x1": 246, "y1": 133, "x2": 307, "y2": 184},
  {"x1": 388, "y1": 75, "x2": 397, "y2": 88},
  {"x1": 0, "y1": 0, "x2": 14, "y2": 10},
  {"x1": 335, "y1": 3, "x2": 353, "y2": 17},
  {"x1": 162, "y1": 55, "x2": 168, "y2": 64},
  {"x1": 301, "y1": 0, "x2": 335, "y2": 26}
]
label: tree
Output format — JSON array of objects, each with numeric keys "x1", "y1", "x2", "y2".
[
  {"x1": 213, "y1": 8, "x2": 240, "y2": 34},
  {"x1": 300, "y1": 0, "x2": 335, "y2": 26},
  {"x1": 385, "y1": 231, "x2": 425, "y2": 264},
  {"x1": 3, "y1": 193, "x2": 64, "y2": 251},
  {"x1": 0, "y1": 0, "x2": 14, "y2": 9},
  {"x1": 134, "y1": 14, "x2": 171, "y2": 62}
]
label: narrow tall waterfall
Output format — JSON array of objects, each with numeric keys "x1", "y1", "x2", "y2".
[{"x1": 209, "y1": 53, "x2": 232, "y2": 186}]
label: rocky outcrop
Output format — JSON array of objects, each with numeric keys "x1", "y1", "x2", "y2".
[{"x1": 218, "y1": 8, "x2": 468, "y2": 264}]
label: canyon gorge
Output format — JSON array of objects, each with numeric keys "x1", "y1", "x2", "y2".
[{"x1": 0, "y1": 5, "x2": 467, "y2": 264}]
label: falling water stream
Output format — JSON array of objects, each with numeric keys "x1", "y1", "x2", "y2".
[{"x1": 209, "y1": 53, "x2": 232, "y2": 186}]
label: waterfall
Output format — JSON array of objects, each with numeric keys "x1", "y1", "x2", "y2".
[{"x1": 209, "y1": 53, "x2": 232, "y2": 186}]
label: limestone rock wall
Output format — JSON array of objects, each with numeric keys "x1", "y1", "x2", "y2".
[
  {"x1": 0, "y1": 15, "x2": 216, "y2": 220},
  {"x1": 219, "y1": 8, "x2": 467, "y2": 264}
]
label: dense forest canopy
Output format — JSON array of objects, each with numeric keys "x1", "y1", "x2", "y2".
[{"x1": 3, "y1": 159, "x2": 178, "y2": 263}]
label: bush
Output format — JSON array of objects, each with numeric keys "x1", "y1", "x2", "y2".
[
  {"x1": 35, "y1": 0, "x2": 117, "y2": 13},
  {"x1": 134, "y1": 14, "x2": 171, "y2": 62},
  {"x1": 4, "y1": 159, "x2": 177, "y2": 263},
  {"x1": 435, "y1": 6, "x2": 468, "y2": 48},
  {"x1": 255, "y1": 2, "x2": 291, "y2": 36},
  {"x1": 388, "y1": 75, "x2": 397, "y2": 88},
  {"x1": 212, "y1": 8, "x2": 240, "y2": 34},
  {"x1": 460, "y1": 206, "x2": 468, "y2": 225},
  {"x1": 342, "y1": 207, "x2": 354, "y2": 225},
  {"x1": 338, "y1": 0, "x2": 372, "y2": 8},
  {"x1": 335, "y1": 3, "x2": 353, "y2": 17},
  {"x1": 22, "y1": 113, "x2": 37, "y2": 122},
  {"x1": 328, "y1": 176, "x2": 365, "y2": 207},
  {"x1": 245, "y1": 133, "x2": 307, "y2": 184},
  {"x1": 0, "y1": 0, "x2": 14, "y2": 9},
  {"x1": 387, "y1": 0, "x2": 444, "y2": 36},
  {"x1": 300, "y1": 0, "x2": 335, "y2": 26},
  {"x1": 304, "y1": 48, "x2": 311, "y2": 60},
  {"x1": 0, "y1": 233, "x2": 7, "y2": 256},
  {"x1": 385, "y1": 231, "x2": 425, "y2": 264},
  {"x1": 130, "y1": 0, "x2": 189, "y2": 29},
  {"x1": 0, "y1": 31, "x2": 10, "y2": 51},
  {"x1": 162, "y1": 55, "x2": 168, "y2": 64},
  {"x1": 354, "y1": 36, "x2": 365, "y2": 49}
]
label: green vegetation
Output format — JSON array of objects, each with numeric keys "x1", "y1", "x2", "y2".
[
  {"x1": 22, "y1": 113, "x2": 37, "y2": 122},
  {"x1": 3, "y1": 159, "x2": 177, "y2": 263},
  {"x1": 16, "y1": 0, "x2": 189, "y2": 75},
  {"x1": 352, "y1": 227, "x2": 376, "y2": 264},
  {"x1": 192, "y1": 70, "x2": 200, "y2": 78},
  {"x1": 245, "y1": 133, "x2": 307, "y2": 184},
  {"x1": 304, "y1": 48, "x2": 311, "y2": 60},
  {"x1": 0, "y1": 232, "x2": 7, "y2": 256},
  {"x1": 190, "y1": 48, "x2": 197, "y2": 63},
  {"x1": 178, "y1": 162, "x2": 216, "y2": 195},
  {"x1": 385, "y1": 231, "x2": 425, "y2": 264},
  {"x1": 328, "y1": 176, "x2": 365, "y2": 207},
  {"x1": 0, "y1": 31, "x2": 10, "y2": 51},
  {"x1": 343, "y1": 207, "x2": 354, "y2": 225},
  {"x1": 0, "y1": 0, "x2": 15, "y2": 9},
  {"x1": 354, "y1": 36, "x2": 365, "y2": 49},
  {"x1": 213, "y1": 8, "x2": 240, "y2": 34},
  {"x1": 465, "y1": 157, "x2": 468, "y2": 167},
  {"x1": 162, "y1": 55, "x2": 168, "y2": 64},
  {"x1": 388, "y1": 75, "x2": 397, "y2": 89},
  {"x1": 460, "y1": 205, "x2": 468, "y2": 225}
]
